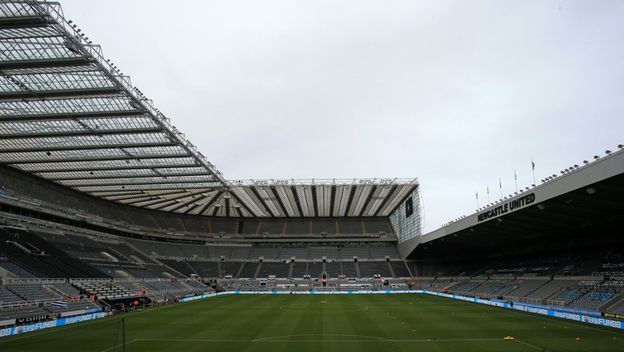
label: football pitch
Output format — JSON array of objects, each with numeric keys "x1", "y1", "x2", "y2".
[{"x1": 1, "y1": 294, "x2": 623, "y2": 352}]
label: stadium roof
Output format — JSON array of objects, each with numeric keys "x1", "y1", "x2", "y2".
[
  {"x1": 106, "y1": 179, "x2": 418, "y2": 218},
  {"x1": 0, "y1": 1, "x2": 417, "y2": 217},
  {"x1": 398, "y1": 148, "x2": 624, "y2": 257}
]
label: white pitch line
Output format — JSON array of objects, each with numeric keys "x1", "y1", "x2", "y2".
[
  {"x1": 99, "y1": 339, "x2": 138, "y2": 352},
  {"x1": 131, "y1": 337, "x2": 507, "y2": 343},
  {"x1": 514, "y1": 338, "x2": 544, "y2": 351},
  {"x1": 252, "y1": 333, "x2": 391, "y2": 341},
  {"x1": 279, "y1": 305, "x2": 370, "y2": 313}
]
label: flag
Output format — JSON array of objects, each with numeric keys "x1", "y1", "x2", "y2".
[
  {"x1": 51, "y1": 300, "x2": 68, "y2": 309},
  {"x1": 531, "y1": 161, "x2": 535, "y2": 170},
  {"x1": 475, "y1": 191, "x2": 478, "y2": 200},
  {"x1": 499, "y1": 179, "x2": 502, "y2": 189},
  {"x1": 514, "y1": 170, "x2": 517, "y2": 180},
  {"x1": 486, "y1": 187, "x2": 490, "y2": 195}
]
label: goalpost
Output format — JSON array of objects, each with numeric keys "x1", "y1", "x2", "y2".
[{"x1": 121, "y1": 318, "x2": 126, "y2": 352}]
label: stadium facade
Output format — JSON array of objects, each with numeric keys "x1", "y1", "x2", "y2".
[{"x1": 1, "y1": 0, "x2": 624, "y2": 341}]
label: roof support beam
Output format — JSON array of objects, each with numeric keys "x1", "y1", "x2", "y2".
[
  {"x1": 3, "y1": 153, "x2": 190, "y2": 164},
  {"x1": 76, "y1": 183, "x2": 220, "y2": 192},
  {"x1": 310, "y1": 185, "x2": 318, "y2": 217},
  {"x1": 140, "y1": 198, "x2": 177, "y2": 209},
  {"x1": 227, "y1": 190, "x2": 258, "y2": 217},
  {"x1": 149, "y1": 190, "x2": 209, "y2": 211},
  {"x1": 103, "y1": 194, "x2": 150, "y2": 202},
  {"x1": 233, "y1": 204, "x2": 243, "y2": 217},
  {"x1": 0, "y1": 87, "x2": 122, "y2": 101},
  {"x1": 373, "y1": 185, "x2": 398, "y2": 216},
  {"x1": 210, "y1": 205, "x2": 220, "y2": 217},
  {"x1": 0, "y1": 16, "x2": 50, "y2": 29},
  {"x1": 358, "y1": 185, "x2": 377, "y2": 217},
  {"x1": 343, "y1": 185, "x2": 357, "y2": 217},
  {"x1": 329, "y1": 185, "x2": 336, "y2": 218},
  {"x1": 0, "y1": 110, "x2": 147, "y2": 123},
  {"x1": 100, "y1": 190, "x2": 184, "y2": 201},
  {"x1": 250, "y1": 187, "x2": 275, "y2": 217},
  {"x1": 189, "y1": 191, "x2": 222, "y2": 216},
  {"x1": 107, "y1": 194, "x2": 159, "y2": 202},
  {"x1": 167, "y1": 193, "x2": 213, "y2": 213},
  {"x1": 291, "y1": 185, "x2": 304, "y2": 217},
  {"x1": 0, "y1": 57, "x2": 96, "y2": 70},
  {"x1": 49, "y1": 171, "x2": 212, "y2": 181},
  {"x1": 64, "y1": 178, "x2": 216, "y2": 188},
  {"x1": 29, "y1": 163, "x2": 199, "y2": 173},
  {"x1": 0, "y1": 127, "x2": 162, "y2": 140},
  {"x1": 117, "y1": 195, "x2": 163, "y2": 206},
  {"x1": 269, "y1": 187, "x2": 289, "y2": 218},
  {"x1": 0, "y1": 141, "x2": 177, "y2": 153}
]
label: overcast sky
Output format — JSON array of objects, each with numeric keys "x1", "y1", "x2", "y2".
[{"x1": 59, "y1": 0, "x2": 624, "y2": 232}]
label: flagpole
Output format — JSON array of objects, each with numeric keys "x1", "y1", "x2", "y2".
[
  {"x1": 486, "y1": 186, "x2": 490, "y2": 203},
  {"x1": 499, "y1": 178, "x2": 503, "y2": 199},
  {"x1": 514, "y1": 170, "x2": 518, "y2": 193},
  {"x1": 531, "y1": 160, "x2": 536, "y2": 186},
  {"x1": 476, "y1": 191, "x2": 479, "y2": 209}
]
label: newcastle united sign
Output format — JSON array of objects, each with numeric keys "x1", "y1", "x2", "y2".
[{"x1": 477, "y1": 193, "x2": 536, "y2": 222}]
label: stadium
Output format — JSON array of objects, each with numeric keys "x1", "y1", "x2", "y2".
[{"x1": 0, "y1": 1, "x2": 623, "y2": 351}]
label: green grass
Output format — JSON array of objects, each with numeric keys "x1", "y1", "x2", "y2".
[{"x1": 1, "y1": 294, "x2": 623, "y2": 351}]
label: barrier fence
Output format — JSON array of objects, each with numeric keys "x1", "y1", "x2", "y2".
[{"x1": 0, "y1": 312, "x2": 108, "y2": 338}]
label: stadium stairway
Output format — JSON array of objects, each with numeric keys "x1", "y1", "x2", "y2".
[
  {"x1": 390, "y1": 261, "x2": 413, "y2": 277},
  {"x1": 254, "y1": 262, "x2": 262, "y2": 279},
  {"x1": 355, "y1": 262, "x2": 361, "y2": 278},
  {"x1": 47, "y1": 284, "x2": 72, "y2": 299},
  {"x1": 0, "y1": 264, "x2": 17, "y2": 279},
  {"x1": 543, "y1": 286, "x2": 568, "y2": 305},
  {"x1": 235, "y1": 263, "x2": 245, "y2": 278},
  {"x1": 506, "y1": 279, "x2": 551, "y2": 301},
  {"x1": 237, "y1": 262, "x2": 256, "y2": 278},
  {"x1": 126, "y1": 241, "x2": 186, "y2": 278},
  {"x1": 287, "y1": 262, "x2": 294, "y2": 279},
  {"x1": 186, "y1": 262, "x2": 199, "y2": 276},
  {"x1": 599, "y1": 291, "x2": 624, "y2": 312},
  {"x1": 387, "y1": 262, "x2": 395, "y2": 278}
]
